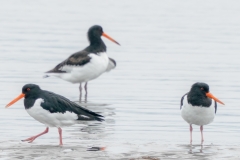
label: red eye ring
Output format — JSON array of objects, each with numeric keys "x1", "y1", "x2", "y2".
[
  {"x1": 200, "y1": 87, "x2": 204, "y2": 90},
  {"x1": 27, "y1": 88, "x2": 30, "y2": 91}
]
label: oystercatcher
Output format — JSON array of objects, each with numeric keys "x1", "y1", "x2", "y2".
[
  {"x1": 180, "y1": 82, "x2": 224, "y2": 144},
  {"x1": 5, "y1": 84, "x2": 104, "y2": 145},
  {"x1": 44, "y1": 25, "x2": 120, "y2": 100}
]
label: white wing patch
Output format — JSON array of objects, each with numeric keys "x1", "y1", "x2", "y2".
[{"x1": 80, "y1": 115, "x2": 89, "y2": 119}]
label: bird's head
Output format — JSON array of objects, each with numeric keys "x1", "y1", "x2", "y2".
[
  {"x1": 6, "y1": 84, "x2": 41, "y2": 108},
  {"x1": 88, "y1": 25, "x2": 120, "y2": 45},
  {"x1": 190, "y1": 82, "x2": 224, "y2": 105}
]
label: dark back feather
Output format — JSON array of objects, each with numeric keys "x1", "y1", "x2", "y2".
[
  {"x1": 39, "y1": 90, "x2": 104, "y2": 121},
  {"x1": 46, "y1": 50, "x2": 91, "y2": 73}
]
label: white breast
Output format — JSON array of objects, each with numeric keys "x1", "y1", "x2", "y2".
[
  {"x1": 26, "y1": 99, "x2": 78, "y2": 128},
  {"x1": 59, "y1": 52, "x2": 109, "y2": 83},
  {"x1": 181, "y1": 95, "x2": 215, "y2": 126}
]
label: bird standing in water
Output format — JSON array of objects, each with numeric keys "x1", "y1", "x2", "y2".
[
  {"x1": 45, "y1": 25, "x2": 120, "y2": 101},
  {"x1": 180, "y1": 82, "x2": 224, "y2": 144},
  {"x1": 6, "y1": 84, "x2": 104, "y2": 145}
]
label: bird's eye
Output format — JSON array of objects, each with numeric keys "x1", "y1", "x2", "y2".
[
  {"x1": 27, "y1": 88, "x2": 30, "y2": 91},
  {"x1": 200, "y1": 87, "x2": 204, "y2": 90}
]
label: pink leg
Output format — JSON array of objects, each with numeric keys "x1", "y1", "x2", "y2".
[
  {"x1": 200, "y1": 126, "x2": 204, "y2": 144},
  {"x1": 84, "y1": 82, "x2": 88, "y2": 94},
  {"x1": 22, "y1": 127, "x2": 49, "y2": 143},
  {"x1": 190, "y1": 125, "x2": 193, "y2": 144},
  {"x1": 79, "y1": 83, "x2": 82, "y2": 93},
  {"x1": 58, "y1": 128, "x2": 63, "y2": 146},
  {"x1": 84, "y1": 82, "x2": 88, "y2": 102},
  {"x1": 79, "y1": 83, "x2": 82, "y2": 101}
]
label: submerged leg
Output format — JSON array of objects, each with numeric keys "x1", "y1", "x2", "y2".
[
  {"x1": 190, "y1": 125, "x2": 193, "y2": 144},
  {"x1": 58, "y1": 128, "x2": 63, "y2": 146},
  {"x1": 79, "y1": 83, "x2": 82, "y2": 101},
  {"x1": 200, "y1": 126, "x2": 204, "y2": 145},
  {"x1": 22, "y1": 127, "x2": 49, "y2": 143},
  {"x1": 84, "y1": 82, "x2": 88, "y2": 102},
  {"x1": 84, "y1": 82, "x2": 88, "y2": 95}
]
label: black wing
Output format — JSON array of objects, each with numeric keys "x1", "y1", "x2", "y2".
[
  {"x1": 214, "y1": 100, "x2": 217, "y2": 114},
  {"x1": 180, "y1": 92, "x2": 188, "y2": 110},
  {"x1": 106, "y1": 57, "x2": 117, "y2": 72},
  {"x1": 46, "y1": 50, "x2": 91, "y2": 73},
  {"x1": 40, "y1": 90, "x2": 104, "y2": 121},
  {"x1": 109, "y1": 58, "x2": 116, "y2": 66}
]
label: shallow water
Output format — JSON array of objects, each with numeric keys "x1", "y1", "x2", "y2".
[{"x1": 1, "y1": 0, "x2": 240, "y2": 159}]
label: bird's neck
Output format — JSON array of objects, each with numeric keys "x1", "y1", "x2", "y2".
[
  {"x1": 24, "y1": 92, "x2": 41, "y2": 109},
  {"x1": 87, "y1": 39, "x2": 106, "y2": 53}
]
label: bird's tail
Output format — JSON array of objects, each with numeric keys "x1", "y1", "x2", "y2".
[
  {"x1": 43, "y1": 72, "x2": 64, "y2": 78},
  {"x1": 90, "y1": 111, "x2": 105, "y2": 122},
  {"x1": 77, "y1": 111, "x2": 104, "y2": 122},
  {"x1": 94, "y1": 115, "x2": 104, "y2": 122},
  {"x1": 78, "y1": 114, "x2": 104, "y2": 122}
]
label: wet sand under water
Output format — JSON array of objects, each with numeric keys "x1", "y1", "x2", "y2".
[
  {"x1": 0, "y1": 100, "x2": 238, "y2": 159},
  {"x1": 0, "y1": 102, "x2": 239, "y2": 160},
  {"x1": 0, "y1": 141, "x2": 240, "y2": 160}
]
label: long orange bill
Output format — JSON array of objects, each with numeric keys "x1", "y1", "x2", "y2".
[
  {"x1": 102, "y1": 32, "x2": 120, "y2": 45},
  {"x1": 5, "y1": 93, "x2": 25, "y2": 108},
  {"x1": 206, "y1": 92, "x2": 225, "y2": 105}
]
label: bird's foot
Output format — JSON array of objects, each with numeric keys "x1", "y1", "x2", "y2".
[
  {"x1": 21, "y1": 127, "x2": 49, "y2": 143},
  {"x1": 22, "y1": 136, "x2": 37, "y2": 143}
]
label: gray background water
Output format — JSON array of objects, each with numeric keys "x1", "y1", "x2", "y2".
[{"x1": 1, "y1": 0, "x2": 240, "y2": 159}]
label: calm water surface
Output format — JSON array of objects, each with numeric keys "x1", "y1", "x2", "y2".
[{"x1": 1, "y1": 0, "x2": 240, "y2": 159}]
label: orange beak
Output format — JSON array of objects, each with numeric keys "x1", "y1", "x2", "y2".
[
  {"x1": 5, "y1": 93, "x2": 25, "y2": 108},
  {"x1": 206, "y1": 92, "x2": 224, "y2": 105},
  {"x1": 102, "y1": 32, "x2": 120, "y2": 45}
]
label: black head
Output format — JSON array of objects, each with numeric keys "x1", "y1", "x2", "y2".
[
  {"x1": 190, "y1": 82, "x2": 210, "y2": 95},
  {"x1": 187, "y1": 82, "x2": 211, "y2": 107},
  {"x1": 87, "y1": 25, "x2": 104, "y2": 44},
  {"x1": 22, "y1": 84, "x2": 41, "y2": 98},
  {"x1": 6, "y1": 84, "x2": 42, "y2": 108},
  {"x1": 87, "y1": 25, "x2": 120, "y2": 46},
  {"x1": 187, "y1": 82, "x2": 224, "y2": 107},
  {"x1": 88, "y1": 25, "x2": 103, "y2": 35}
]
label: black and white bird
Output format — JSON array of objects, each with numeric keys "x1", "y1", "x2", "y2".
[
  {"x1": 44, "y1": 25, "x2": 120, "y2": 99},
  {"x1": 5, "y1": 84, "x2": 104, "y2": 145},
  {"x1": 180, "y1": 82, "x2": 224, "y2": 144}
]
